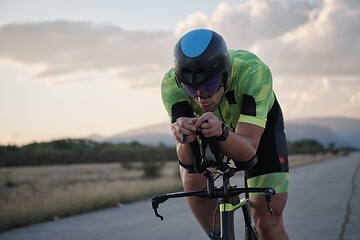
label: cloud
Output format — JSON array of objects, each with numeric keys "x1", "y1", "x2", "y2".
[
  {"x1": 174, "y1": 0, "x2": 360, "y2": 118},
  {"x1": 1, "y1": 0, "x2": 358, "y2": 85},
  {"x1": 252, "y1": 0, "x2": 360, "y2": 78},
  {"x1": 0, "y1": 21, "x2": 176, "y2": 87},
  {"x1": 175, "y1": 0, "x2": 360, "y2": 78},
  {"x1": 0, "y1": 0, "x2": 359, "y2": 119},
  {"x1": 175, "y1": 0, "x2": 314, "y2": 49},
  {"x1": 274, "y1": 77, "x2": 360, "y2": 119}
]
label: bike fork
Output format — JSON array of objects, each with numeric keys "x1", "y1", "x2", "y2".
[
  {"x1": 241, "y1": 199, "x2": 259, "y2": 240},
  {"x1": 220, "y1": 196, "x2": 237, "y2": 240}
]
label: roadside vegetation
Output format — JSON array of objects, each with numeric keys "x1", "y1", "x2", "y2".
[
  {"x1": 0, "y1": 161, "x2": 181, "y2": 232},
  {"x1": 0, "y1": 139, "x2": 356, "y2": 231}
]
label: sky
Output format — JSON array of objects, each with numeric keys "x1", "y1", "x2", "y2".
[{"x1": 0, "y1": 0, "x2": 359, "y2": 145}]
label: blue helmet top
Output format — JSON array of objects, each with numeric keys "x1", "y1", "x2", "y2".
[{"x1": 173, "y1": 29, "x2": 231, "y2": 87}]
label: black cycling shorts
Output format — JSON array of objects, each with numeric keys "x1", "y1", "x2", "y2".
[{"x1": 245, "y1": 99, "x2": 289, "y2": 180}]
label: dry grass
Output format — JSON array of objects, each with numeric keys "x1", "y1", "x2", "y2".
[
  {"x1": 288, "y1": 153, "x2": 338, "y2": 167},
  {"x1": 0, "y1": 162, "x2": 182, "y2": 231},
  {"x1": 0, "y1": 153, "x2": 337, "y2": 232}
]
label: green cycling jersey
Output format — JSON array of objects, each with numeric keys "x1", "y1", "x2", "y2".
[{"x1": 161, "y1": 50, "x2": 275, "y2": 130}]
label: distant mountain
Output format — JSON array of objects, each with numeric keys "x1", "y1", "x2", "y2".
[
  {"x1": 285, "y1": 123, "x2": 341, "y2": 147},
  {"x1": 286, "y1": 117, "x2": 360, "y2": 149},
  {"x1": 87, "y1": 134, "x2": 106, "y2": 142},
  {"x1": 93, "y1": 123, "x2": 175, "y2": 146},
  {"x1": 87, "y1": 117, "x2": 360, "y2": 149},
  {"x1": 106, "y1": 133, "x2": 174, "y2": 146}
]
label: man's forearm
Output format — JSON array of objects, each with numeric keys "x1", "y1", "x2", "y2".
[
  {"x1": 219, "y1": 131, "x2": 259, "y2": 163},
  {"x1": 176, "y1": 142, "x2": 195, "y2": 165}
]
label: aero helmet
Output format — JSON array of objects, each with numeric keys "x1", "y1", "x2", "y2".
[{"x1": 173, "y1": 29, "x2": 231, "y2": 99}]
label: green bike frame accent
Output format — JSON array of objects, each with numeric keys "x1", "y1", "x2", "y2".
[
  {"x1": 219, "y1": 197, "x2": 259, "y2": 240},
  {"x1": 220, "y1": 199, "x2": 248, "y2": 212}
]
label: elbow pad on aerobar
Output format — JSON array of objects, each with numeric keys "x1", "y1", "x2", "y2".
[{"x1": 171, "y1": 101, "x2": 194, "y2": 123}]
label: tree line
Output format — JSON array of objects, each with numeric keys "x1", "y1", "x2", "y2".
[
  {"x1": 0, "y1": 139, "x2": 176, "y2": 168},
  {"x1": 0, "y1": 138, "x2": 356, "y2": 168},
  {"x1": 287, "y1": 139, "x2": 355, "y2": 155}
]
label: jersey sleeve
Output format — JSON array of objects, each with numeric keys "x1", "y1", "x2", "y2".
[
  {"x1": 238, "y1": 64, "x2": 275, "y2": 128},
  {"x1": 161, "y1": 70, "x2": 194, "y2": 124}
]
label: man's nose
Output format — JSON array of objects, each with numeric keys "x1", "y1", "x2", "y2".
[
  {"x1": 196, "y1": 89, "x2": 201, "y2": 97},
  {"x1": 196, "y1": 95, "x2": 206, "y2": 101}
]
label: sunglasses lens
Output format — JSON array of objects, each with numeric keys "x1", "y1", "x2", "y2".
[{"x1": 179, "y1": 75, "x2": 222, "y2": 99}]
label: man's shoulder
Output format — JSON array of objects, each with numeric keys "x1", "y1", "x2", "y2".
[
  {"x1": 163, "y1": 68, "x2": 175, "y2": 81},
  {"x1": 229, "y1": 49, "x2": 255, "y2": 58},
  {"x1": 227, "y1": 49, "x2": 272, "y2": 93},
  {"x1": 161, "y1": 68, "x2": 189, "y2": 103},
  {"x1": 161, "y1": 68, "x2": 177, "y2": 89},
  {"x1": 229, "y1": 50, "x2": 267, "y2": 68}
]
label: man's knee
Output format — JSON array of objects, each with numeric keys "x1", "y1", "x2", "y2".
[
  {"x1": 180, "y1": 168, "x2": 206, "y2": 191},
  {"x1": 250, "y1": 192, "x2": 288, "y2": 216},
  {"x1": 251, "y1": 192, "x2": 288, "y2": 238},
  {"x1": 254, "y1": 213, "x2": 284, "y2": 235}
]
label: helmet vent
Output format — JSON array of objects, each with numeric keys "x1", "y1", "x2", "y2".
[{"x1": 181, "y1": 68, "x2": 191, "y2": 82}]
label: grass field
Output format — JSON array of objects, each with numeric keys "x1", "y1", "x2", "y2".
[
  {"x1": 0, "y1": 153, "x2": 337, "y2": 232},
  {"x1": 0, "y1": 162, "x2": 182, "y2": 231}
]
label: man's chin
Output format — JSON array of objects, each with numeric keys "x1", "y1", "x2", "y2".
[{"x1": 201, "y1": 105, "x2": 215, "y2": 112}]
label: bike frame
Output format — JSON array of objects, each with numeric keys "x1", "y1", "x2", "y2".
[
  {"x1": 221, "y1": 197, "x2": 254, "y2": 240},
  {"x1": 152, "y1": 135, "x2": 275, "y2": 239}
]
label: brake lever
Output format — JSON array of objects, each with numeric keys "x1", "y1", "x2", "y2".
[
  {"x1": 152, "y1": 196, "x2": 168, "y2": 221},
  {"x1": 265, "y1": 189, "x2": 275, "y2": 215},
  {"x1": 153, "y1": 208, "x2": 164, "y2": 221}
]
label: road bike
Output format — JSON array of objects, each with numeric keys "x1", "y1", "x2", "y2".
[{"x1": 151, "y1": 132, "x2": 275, "y2": 239}]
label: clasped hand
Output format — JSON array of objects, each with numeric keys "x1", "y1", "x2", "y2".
[{"x1": 171, "y1": 112, "x2": 223, "y2": 143}]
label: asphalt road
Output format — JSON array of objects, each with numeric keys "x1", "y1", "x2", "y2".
[{"x1": 1, "y1": 152, "x2": 359, "y2": 240}]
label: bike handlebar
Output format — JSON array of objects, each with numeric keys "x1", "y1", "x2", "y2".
[
  {"x1": 151, "y1": 123, "x2": 276, "y2": 220},
  {"x1": 152, "y1": 187, "x2": 276, "y2": 221}
]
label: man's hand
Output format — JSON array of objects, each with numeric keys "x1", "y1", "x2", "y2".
[
  {"x1": 194, "y1": 112, "x2": 222, "y2": 138},
  {"x1": 171, "y1": 117, "x2": 198, "y2": 143}
]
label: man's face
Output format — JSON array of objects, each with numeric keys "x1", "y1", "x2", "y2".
[{"x1": 194, "y1": 86, "x2": 225, "y2": 112}]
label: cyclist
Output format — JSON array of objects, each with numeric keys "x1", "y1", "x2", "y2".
[{"x1": 161, "y1": 29, "x2": 289, "y2": 240}]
